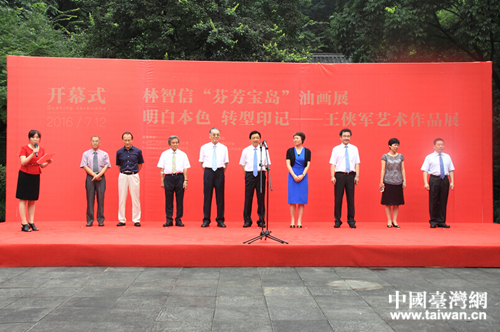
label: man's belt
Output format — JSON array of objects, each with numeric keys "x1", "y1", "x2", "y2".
[{"x1": 121, "y1": 171, "x2": 137, "y2": 175}]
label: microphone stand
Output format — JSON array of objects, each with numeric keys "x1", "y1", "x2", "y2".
[{"x1": 244, "y1": 141, "x2": 288, "y2": 244}]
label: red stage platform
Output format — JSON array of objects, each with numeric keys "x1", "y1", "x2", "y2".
[{"x1": 1, "y1": 221, "x2": 500, "y2": 267}]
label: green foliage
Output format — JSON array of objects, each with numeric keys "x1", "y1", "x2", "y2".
[
  {"x1": 327, "y1": 0, "x2": 500, "y2": 89},
  {"x1": 82, "y1": 0, "x2": 311, "y2": 62}
]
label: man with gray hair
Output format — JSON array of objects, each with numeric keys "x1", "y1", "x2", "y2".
[
  {"x1": 157, "y1": 135, "x2": 190, "y2": 227},
  {"x1": 80, "y1": 136, "x2": 111, "y2": 227},
  {"x1": 199, "y1": 127, "x2": 229, "y2": 227}
]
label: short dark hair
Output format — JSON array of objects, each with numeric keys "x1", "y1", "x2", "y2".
[
  {"x1": 388, "y1": 138, "x2": 400, "y2": 146},
  {"x1": 293, "y1": 132, "x2": 305, "y2": 143},
  {"x1": 433, "y1": 138, "x2": 444, "y2": 145},
  {"x1": 122, "y1": 132, "x2": 133, "y2": 139},
  {"x1": 168, "y1": 135, "x2": 180, "y2": 145},
  {"x1": 91, "y1": 136, "x2": 101, "y2": 142},
  {"x1": 249, "y1": 130, "x2": 261, "y2": 139},
  {"x1": 209, "y1": 127, "x2": 220, "y2": 135},
  {"x1": 28, "y1": 130, "x2": 41, "y2": 139},
  {"x1": 339, "y1": 128, "x2": 352, "y2": 137}
]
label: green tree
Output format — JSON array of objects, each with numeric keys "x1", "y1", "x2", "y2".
[
  {"x1": 328, "y1": 0, "x2": 500, "y2": 222},
  {"x1": 82, "y1": 0, "x2": 311, "y2": 62},
  {"x1": 328, "y1": 0, "x2": 500, "y2": 89}
]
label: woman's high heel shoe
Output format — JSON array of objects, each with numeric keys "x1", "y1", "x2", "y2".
[
  {"x1": 297, "y1": 224, "x2": 302, "y2": 228},
  {"x1": 21, "y1": 224, "x2": 31, "y2": 232},
  {"x1": 29, "y1": 223, "x2": 39, "y2": 231},
  {"x1": 392, "y1": 222, "x2": 400, "y2": 228},
  {"x1": 290, "y1": 224, "x2": 295, "y2": 228}
]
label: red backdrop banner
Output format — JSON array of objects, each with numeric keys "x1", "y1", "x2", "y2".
[{"x1": 6, "y1": 56, "x2": 492, "y2": 224}]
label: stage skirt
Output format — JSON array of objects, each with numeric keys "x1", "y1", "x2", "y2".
[
  {"x1": 16, "y1": 170, "x2": 40, "y2": 201},
  {"x1": 381, "y1": 183, "x2": 404, "y2": 206}
]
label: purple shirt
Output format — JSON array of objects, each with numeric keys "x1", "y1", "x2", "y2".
[{"x1": 80, "y1": 148, "x2": 111, "y2": 172}]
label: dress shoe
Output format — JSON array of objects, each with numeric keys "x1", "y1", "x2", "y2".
[
  {"x1": 438, "y1": 224, "x2": 450, "y2": 228},
  {"x1": 243, "y1": 222, "x2": 252, "y2": 228},
  {"x1": 217, "y1": 223, "x2": 227, "y2": 228},
  {"x1": 392, "y1": 222, "x2": 400, "y2": 228},
  {"x1": 175, "y1": 222, "x2": 184, "y2": 227},
  {"x1": 297, "y1": 224, "x2": 302, "y2": 228},
  {"x1": 164, "y1": 221, "x2": 173, "y2": 227},
  {"x1": 201, "y1": 222, "x2": 210, "y2": 228},
  {"x1": 257, "y1": 222, "x2": 265, "y2": 228},
  {"x1": 349, "y1": 224, "x2": 356, "y2": 229},
  {"x1": 86, "y1": 221, "x2": 93, "y2": 227},
  {"x1": 117, "y1": 222, "x2": 126, "y2": 226},
  {"x1": 290, "y1": 224, "x2": 295, "y2": 228},
  {"x1": 334, "y1": 225, "x2": 341, "y2": 228},
  {"x1": 28, "y1": 223, "x2": 39, "y2": 231},
  {"x1": 21, "y1": 224, "x2": 31, "y2": 232},
  {"x1": 430, "y1": 225, "x2": 437, "y2": 228},
  {"x1": 134, "y1": 222, "x2": 141, "y2": 227},
  {"x1": 98, "y1": 221, "x2": 104, "y2": 227}
]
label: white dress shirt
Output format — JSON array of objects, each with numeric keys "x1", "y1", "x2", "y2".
[
  {"x1": 199, "y1": 142, "x2": 229, "y2": 168},
  {"x1": 239, "y1": 145, "x2": 271, "y2": 171},
  {"x1": 329, "y1": 143, "x2": 360, "y2": 172},
  {"x1": 421, "y1": 151, "x2": 455, "y2": 176},
  {"x1": 157, "y1": 149, "x2": 191, "y2": 173}
]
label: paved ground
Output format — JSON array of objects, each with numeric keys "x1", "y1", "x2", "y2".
[{"x1": 0, "y1": 267, "x2": 499, "y2": 332}]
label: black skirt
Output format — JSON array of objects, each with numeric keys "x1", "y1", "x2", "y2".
[
  {"x1": 381, "y1": 183, "x2": 404, "y2": 206},
  {"x1": 16, "y1": 170, "x2": 40, "y2": 201}
]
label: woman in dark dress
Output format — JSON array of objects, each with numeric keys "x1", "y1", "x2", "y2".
[
  {"x1": 16, "y1": 130, "x2": 53, "y2": 232},
  {"x1": 286, "y1": 132, "x2": 311, "y2": 228},
  {"x1": 379, "y1": 138, "x2": 406, "y2": 228}
]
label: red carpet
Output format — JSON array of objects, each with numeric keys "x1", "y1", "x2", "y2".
[{"x1": 1, "y1": 221, "x2": 500, "y2": 267}]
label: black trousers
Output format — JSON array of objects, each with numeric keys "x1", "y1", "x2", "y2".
[
  {"x1": 428, "y1": 175, "x2": 450, "y2": 226},
  {"x1": 164, "y1": 174, "x2": 185, "y2": 223},
  {"x1": 85, "y1": 174, "x2": 106, "y2": 223},
  {"x1": 334, "y1": 172, "x2": 356, "y2": 226},
  {"x1": 243, "y1": 172, "x2": 266, "y2": 225},
  {"x1": 203, "y1": 168, "x2": 225, "y2": 224}
]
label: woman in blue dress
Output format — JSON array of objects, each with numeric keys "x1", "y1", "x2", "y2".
[{"x1": 286, "y1": 132, "x2": 311, "y2": 228}]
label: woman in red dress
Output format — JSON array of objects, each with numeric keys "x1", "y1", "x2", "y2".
[{"x1": 16, "y1": 130, "x2": 53, "y2": 232}]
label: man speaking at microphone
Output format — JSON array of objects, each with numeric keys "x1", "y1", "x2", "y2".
[{"x1": 239, "y1": 131, "x2": 270, "y2": 228}]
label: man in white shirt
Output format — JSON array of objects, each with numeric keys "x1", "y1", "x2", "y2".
[
  {"x1": 199, "y1": 128, "x2": 229, "y2": 227},
  {"x1": 239, "y1": 130, "x2": 271, "y2": 228},
  {"x1": 329, "y1": 128, "x2": 360, "y2": 228},
  {"x1": 157, "y1": 135, "x2": 190, "y2": 227},
  {"x1": 421, "y1": 138, "x2": 455, "y2": 228}
]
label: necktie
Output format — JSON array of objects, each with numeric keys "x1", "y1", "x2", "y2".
[
  {"x1": 212, "y1": 145, "x2": 217, "y2": 171},
  {"x1": 439, "y1": 153, "x2": 445, "y2": 179},
  {"x1": 253, "y1": 148, "x2": 258, "y2": 177},
  {"x1": 92, "y1": 152, "x2": 99, "y2": 173},
  {"x1": 345, "y1": 145, "x2": 350, "y2": 172},
  {"x1": 172, "y1": 151, "x2": 176, "y2": 173}
]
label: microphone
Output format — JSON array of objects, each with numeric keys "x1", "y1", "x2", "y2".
[
  {"x1": 34, "y1": 143, "x2": 38, "y2": 157},
  {"x1": 262, "y1": 140, "x2": 268, "y2": 149}
]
